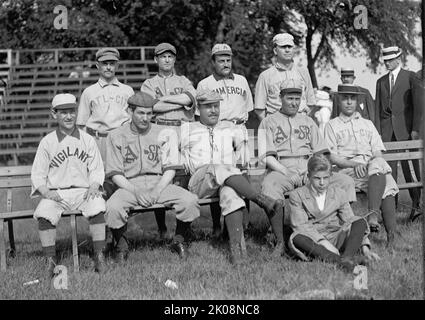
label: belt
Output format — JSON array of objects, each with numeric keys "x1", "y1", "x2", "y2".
[
  {"x1": 51, "y1": 186, "x2": 80, "y2": 190},
  {"x1": 222, "y1": 119, "x2": 246, "y2": 125},
  {"x1": 278, "y1": 155, "x2": 309, "y2": 160},
  {"x1": 86, "y1": 127, "x2": 108, "y2": 137},
  {"x1": 154, "y1": 119, "x2": 182, "y2": 126}
]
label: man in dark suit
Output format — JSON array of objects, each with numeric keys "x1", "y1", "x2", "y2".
[
  {"x1": 331, "y1": 67, "x2": 376, "y2": 127},
  {"x1": 375, "y1": 46, "x2": 422, "y2": 218}
]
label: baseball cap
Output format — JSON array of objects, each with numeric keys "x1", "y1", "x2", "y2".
[
  {"x1": 279, "y1": 79, "x2": 302, "y2": 96},
  {"x1": 96, "y1": 47, "x2": 120, "y2": 62},
  {"x1": 211, "y1": 43, "x2": 233, "y2": 56},
  {"x1": 196, "y1": 88, "x2": 223, "y2": 105},
  {"x1": 155, "y1": 43, "x2": 177, "y2": 56},
  {"x1": 382, "y1": 46, "x2": 402, "y2": 61},
  {"x1": 340, "y1": 67, "x2": 355, "y2": 77},
  {"x1": 127, "y1": 92, "x2": 157, "y2": 109},
  {"x1": 273, "y1": 33, "x2": 295, "y2": 47},
  {"x1": 52, "y1": 93, "x2": 77, "y2": 110}
]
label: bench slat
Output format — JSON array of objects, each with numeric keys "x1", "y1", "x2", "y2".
[
  {"x1": 0, "y1": 147, "x2": 38, "y2": 156},
  {"x1": 0, "y1": 177, "x2": 32, "y2": 188},
  {"x1": 0, "y1": 209, "x2": 81, "y2": 219},
  {"x1": 382, "y1": 151, "x2": 423, "y2": 162},
  {"x1": 0, "y1": 166, "x2": 32, "y2": 176},
  {"x1": 398, "y1": 182, "x2": 423, "y2": 190},
  {"x1": 384, "y1": 140, "x2": 423, "y2": 150}
]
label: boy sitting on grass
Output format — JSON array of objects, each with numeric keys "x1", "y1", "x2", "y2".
[{"x1": 287, "y1": 154, "x2": 380, "y2": 273}]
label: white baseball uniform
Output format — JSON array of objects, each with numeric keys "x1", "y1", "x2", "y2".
[{"x1": 31, "y1": 128, "x2": 106, "y2": 226}]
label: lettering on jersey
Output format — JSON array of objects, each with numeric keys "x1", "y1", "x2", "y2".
[
  {"x1": 94, "y1": 94, "x2": 130, "y2": 108},
  {"x1": 49, "y1": 147, "x2": 91, "y2": 168},
  {"x1": 298, "y1": 125, "x2": 311, "y2": 140},
  {"x1": 274, "y1": 126, "x2": 288, "y2": 144},
  {"x1": 173, "y1": 87, "x2": 184, "y2": 94},
  {"x1": 144, "y1": 144, "x2": 160, "y2": 162},
  {"x1": 214, "y1": 87, "x2": 246, "y2": 97},
  {"x1": 124, "y1": 146, "x2": 138, "y2": 164},
  {"x1": 155, "y1": 87, "x2": 163, "y2": 97}
]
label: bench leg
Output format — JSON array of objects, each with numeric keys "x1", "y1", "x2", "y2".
[
  {"x1": 70, "y1": 215, "x2": 79, "y2": 273},
  {"x1": 0, "y1": 219, "x2": 6, "y2": 272},
  {"x1": 7, "y1": 220, "x2": 16, "y2": 257},
  {"x1": 154, "y1": 208, "x2": 167, "y2": 234}
]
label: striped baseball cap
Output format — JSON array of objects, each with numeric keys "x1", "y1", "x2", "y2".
[
  {"x1": 382, "y1": 46, "x2": 402, "y2": 61},
  {"x1": 52, "y1": 93, "x2": 77, "y2": 110},
  {"x1": 279, "y1": 78, "x2": 302, "y2": 96}
]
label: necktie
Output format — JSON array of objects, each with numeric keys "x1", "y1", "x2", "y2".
[{"x1": 390, "y1": 72, "x2": 394, "y2": 94}]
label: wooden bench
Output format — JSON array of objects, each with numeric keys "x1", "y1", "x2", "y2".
[{"x1": 0, "y1": 165, "x2": 221, "y2": 272}]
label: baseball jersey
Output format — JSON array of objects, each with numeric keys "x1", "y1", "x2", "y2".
[
  {"x1": 77, "y1": 77, "x2": 134, "y2": 133},
  {"x1": 31, "y1": 128, "x2": 104, "y2": 197},
  {"x1": 141, "y1": 73, "x2": 197, "y2": 122},
  {"x1": 324, "y1": 112, "x2": 386, "y2": 165},
  {"x1": 258, "y1": 111, "x2": 328, "y2": 169},
  {"x1": 196, "y1": 73, "x2": 254, "y2": 122},
  {"x1": 254, "y1": 63, "x2": 316, "y2": 115},
  {"x1": 105, "y1": 123, "x2": 179, "y2": 180},
  {"x1": 180, "y1": 121, "x2": 248, "y2": 175}
]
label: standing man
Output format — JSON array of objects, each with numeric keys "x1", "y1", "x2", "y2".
[
  {"x1": 141, "y1": 42, "x2": 197, "y2": 126},
  {"x1": 180, "y1": 89, "x2": 284, "y2": 263},
  {"x1": 254, "y1": 33, "x2": 316, "y2": 121},
  {"x1": 77, "y1": 47, "x2": 135, "y2": 161},
  {"x1": 140, "y1": 42, "x2": 198, "y2": 237},
  {"x1": 375, "y1": 46, "x2": 422, "y2": 214},
  {"x1": 324, "y1": 84, "x2": 399, "y2": 248},
  {"x1": 31, "y1": 93, "x2": 106, "y2": 277},
  {"x1": 258, "y1": 79, "x2": 356, "y2": 235},
  {"x1": 331, "y1": 67, "x2": 376, "y2": 125},
  {"x1": 105, "y1": 92, "x2": 200, "y2": 261},
  {"x1": 196, "y1": 43, "x2": 254, "y2": 237}
]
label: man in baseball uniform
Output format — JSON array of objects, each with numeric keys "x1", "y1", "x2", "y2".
[
  {"x1": 105, "y1": 92, "x2": 200, "y2": 262},
  {"x1": 140, "y1": 42, "x2": 198, "y2": 238},
  {"x1": 196, "y1": 43, "x2": 254, "y2": 238},
  {"x1": 258, "y1": 79, "x2": 356, "y2": 239},
  {"x1": 180, "y1": 89, "x2": 284, "y2": 264},
  {"x1": 77, "y1": 47, "x2": 135, "y2": 161},
  {"x1": 324, "y1": 84, "x2": 399, "y2": 248},
  {"x1": 331, "y1": 67, "x2": 376, "y2": 126},
  {"x1": 254, "y1": 33, "x2": 316, "y2": 121},
  {"x1": 31, "y1": 93, "x2": 106, "y2": 277}
]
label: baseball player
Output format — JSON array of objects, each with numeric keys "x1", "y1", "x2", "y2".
[
  {"x1": 31, "y1": 93, "x2": 106, "y2": 277},
  {"x1": 254, "y1": 33, "x2": 316, "y2": 121},
  {"x1": 258, "y1": 79, "x2": 357, "y2": 241},
  {"x1": 324, "y1": 84, "x2": 400, "y2": 249},
  {"x1": 196, "y1": 43, "x2": 254, "y2": 238},
  {"x1": 140, "y1": 42, "x2": 198, "y2": 238},
  {"x1": 77, "y1": 47, "x2": 135, "y2": 161},
  {"x1": 288, "y1": 154, "x2": 379, "y2": 273},
  {"x1": 180, "y1": 89, "x2": 284, "y2": 264},
  {"x1": 105, "y1": 92, "x2": 200, "y2": 262}
]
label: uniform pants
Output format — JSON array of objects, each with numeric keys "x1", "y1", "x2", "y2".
[{"x1": 105, "y1": 176, "x2": 200, "y2": 229}]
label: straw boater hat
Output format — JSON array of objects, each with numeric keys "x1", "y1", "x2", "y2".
[
  {"x1": 340, "y1": 67, "x2": 355, "y2": 77},
  {"x1": 382, "y1": 46, "x2": 402, "y2": 61},
  {"x1": 337, "y1": 84, "x2": 365, "y2": 95}
]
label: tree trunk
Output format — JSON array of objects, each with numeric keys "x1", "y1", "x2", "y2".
[{"x1": 305, "y1": 28, "x2": 318, "y2": 88}]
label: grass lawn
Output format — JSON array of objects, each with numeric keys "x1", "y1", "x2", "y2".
[{"x1": 0, "y1": 193, "x2": 422, "y2": 300}]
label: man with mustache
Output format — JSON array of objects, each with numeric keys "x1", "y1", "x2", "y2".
[
  {"x1": 77, "y1": 48, "x2": 134, "y2": 161},
  {"x1": 196, "y1": 43, "x2": 254, "y2": 239},
  {"x1": 105, "y1": 92, "x2": 200, "y2": 262},
  {"x1": 254, "y1": 33, "x2": 316, "y2": 121},
  {"x1": 180, "y1": 89, "x2": 284, "y2": 264}
]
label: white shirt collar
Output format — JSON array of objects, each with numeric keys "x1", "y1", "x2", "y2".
[{"x1": 390, "y1": 65, "x2": 401, "y2": 81}]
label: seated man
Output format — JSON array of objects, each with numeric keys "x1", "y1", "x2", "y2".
[
  {"x1": 258, "y1": 79, "x2": 356, "y2": 244},
  {"x1": 180, "y1": 89, "x2": 283, "y2": 264},
  {"x1": 324, "y1": 84, "x2": 399, "y2": 248},
  {"x1": 105, "y1": 92, "x2": 200, "y2": 261},
  {"x1": 31, "y1": 93, "x2": 107, "y2": 277},
  {"x1": 288, "y1": 154, "x2": 380, "y2": 273}
]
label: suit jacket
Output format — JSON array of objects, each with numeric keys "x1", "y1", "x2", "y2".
[
  {"x1": 331, "y1": 86, "x2": 376, "y2": 127},
  {"x1": 414, "y1": 70, "x2": 424, "y2": 135},
  {"x1": 375, "y1": 68, "x2": 420, "y2": 141}
]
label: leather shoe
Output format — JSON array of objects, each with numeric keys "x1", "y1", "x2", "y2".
[
  {"x1": 171, "y1": 242, "x2": 187, "y2": 259},
  {"x1": 93, "y1": 251, "x2": 106, "y2": 273},
  {"x1": 338, "y1": 257, "x2": 356, "y2": 273},
  {"x1": 367, "y1": 213, "x2": 380, "y2": 233}
]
